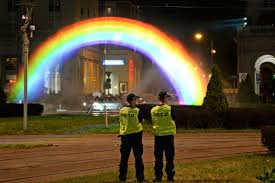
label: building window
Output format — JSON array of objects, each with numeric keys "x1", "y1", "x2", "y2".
[
  {"x1": 87, "y1": 8, "x2": 90, "y2": 17},
  {"x1": 6, "y1": 58, "x2": 17, "y2": 71},
  {"x1": 264, "y1": 0, "x2": 275, "y2": 7},
  {"x1": 55, "y1": 0, "x2": 60, "y2": 11},
  {"x1": 49, "y1": 0, "x2": 61, "y2": 12},
  {"x1": 80, "y1": 8, "x2": 84, "y2": 16},
  {"x1": 44, "y1": 65, "x2": 61, "y2": 94},
  {"x1": 49, "y1": 0, "x2": 54, "y2": 11},
  {"x1": 107, "y1": 7, "x2": 112, "y2": 15},
  {"x1": 8, "y1": 0, "x2": 17, "y2": 12}
]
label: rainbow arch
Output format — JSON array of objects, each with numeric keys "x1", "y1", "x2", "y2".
[{"x1": 10, "y1": 17, "x2": 206, "y2": 105}]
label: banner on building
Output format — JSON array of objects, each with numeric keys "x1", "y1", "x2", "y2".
[{"x1": 239, "y1": 73, "x2": 247, "y2": 83}]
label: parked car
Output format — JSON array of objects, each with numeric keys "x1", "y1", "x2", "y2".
[{"x1": 85, "y1": 96, "x2": 123, "y2": 114}]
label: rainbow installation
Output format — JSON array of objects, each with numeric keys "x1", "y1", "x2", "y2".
[{"x1": 9, "y1": 17, "x2": 207, "y2": 105}]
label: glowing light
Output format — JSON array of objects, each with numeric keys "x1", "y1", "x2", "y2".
[
  {"x1": 194, "y1": 33, "x2": 203, "y2": 40},
  {"x1": 9, "y1": 17, "x2": 207, "y2": 105},
  {"x1": 103, "y1": 59, "x2": 125, "y2": 65},
  {"x1": 211, "y1": 49, "x2": 217, "y2": 54},
  {"x1": 83, "y1": 102, "x2": 87, "y2": 107},
  {"x1": 9, "y1": 80, "x2": 16, "y2": 84}
]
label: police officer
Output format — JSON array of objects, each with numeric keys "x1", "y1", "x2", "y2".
[
  {"x1": 119, "y1": 93, "x2": 145, "y2": 182},
  {"x1": 151, "y1": 92, "x2": 176, "y2": 182}
]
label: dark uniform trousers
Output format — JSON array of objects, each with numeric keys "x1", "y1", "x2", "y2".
[
  {"x1": 119, "y1": 131, "x2": 144, "y2": 181},
  {"x1": 154, "y1": 135, "x2": 175, "y2": 180}
]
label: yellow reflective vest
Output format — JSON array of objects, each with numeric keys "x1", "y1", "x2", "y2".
[
  {"x1": 119, "y1": 107, "x2": 143, "y2": 135},
  {"x1": 151, "y1": 104, "x2": 176, "y2": 136}
]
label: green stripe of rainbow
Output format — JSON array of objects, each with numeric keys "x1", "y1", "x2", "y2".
[{"x1": 9, "y1": 17, "x2": 207, "y2": 105}]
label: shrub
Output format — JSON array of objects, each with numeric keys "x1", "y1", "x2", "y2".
[
  {"x1": 138, "y1": 104, "x2": 275, "y2": 129},
  {"x1": 256, "y1": 167, "x2": 275, "y2": 183},
  {"x1": 0, "y1": 86, "x2": 6, "y2": 104},
  {"x1": 0, "y1": 104, "x2": 43, "y2": 117},
  {"x1": 203, "y1": 65, "x2": 228, "y2": 112}
]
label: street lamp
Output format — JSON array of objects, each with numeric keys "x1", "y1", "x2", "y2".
[
  {"x1": 211, "y1": 48, "x2": 216, "y2": 54},
  {"x1": 17, "y1": 1, "x2": 35, "y2": 130},
  {"x1": 194, "y1": 32, "x2": 216, "y2": 64},
  {"x1": 194, "y1": 33, "x2": 203, "y2": 41}
]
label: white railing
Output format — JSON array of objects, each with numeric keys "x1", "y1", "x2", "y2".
[{"x1": 239, "y1": 26, "x2": 275, "y2": 36}]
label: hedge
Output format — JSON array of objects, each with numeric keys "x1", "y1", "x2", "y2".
[
  {"x1": 0, "y1": 104, "x2": 44, "y2": 117},
  {"x1": 138, "y1": 104, "x2": 275, "y2": 129}
]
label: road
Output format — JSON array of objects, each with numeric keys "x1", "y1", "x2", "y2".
[{"x1": 0, "y1": 133, "x2": 267, "y2": 183}]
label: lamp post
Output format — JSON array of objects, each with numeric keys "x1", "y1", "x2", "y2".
[
  {"x1": 17, "y1": 1, "x2": 35, "y2": 130},
  {"x1": 194, "y1": 32, "x2": 216, "y2": 65},
  {"x1": 210, "y1": 39, "x2": 216, "y2": 65}
]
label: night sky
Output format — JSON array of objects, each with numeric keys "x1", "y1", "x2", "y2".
[
  {"x1": 102, "y1": 0, "x2": 275, "y2": 76},
  {"x1": 132, "y1": 0, "x2": 273, "y2": 76}
]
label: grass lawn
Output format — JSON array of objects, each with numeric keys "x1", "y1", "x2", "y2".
[
  {"x1": 52, "y1": 154, "x2": 274, "y2": 183},
  {"x1": 0, "y1": 115, "x2": 119, "y2": 135},
  {"x1": 0, "y1": 115, "x2": 259, "y2": 135},
  {"x1": 0, "y1": 143, "x2": 53, "y2": 150}
]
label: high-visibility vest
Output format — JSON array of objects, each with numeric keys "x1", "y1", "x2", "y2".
[
  {"x1": 151, "y1": 104, "x2": 176, "y2": 136},
  {"x1": 119, "y1": 107, "x2": 143, "y2": 135}
]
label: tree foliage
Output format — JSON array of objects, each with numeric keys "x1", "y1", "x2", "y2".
[
  {"x1": 256, "y1": 167, "x2": 275, "y2": 183},
  {"x1": 202, "y1": 64, "x2": 228, "y2": 111}
]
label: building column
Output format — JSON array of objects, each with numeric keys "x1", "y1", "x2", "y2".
[{"x1": 255, "y1": 69, "x2": 260, "y2": 95}]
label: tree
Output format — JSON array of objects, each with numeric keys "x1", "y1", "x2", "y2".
[
  {"x1": 202, "y1": 64, "x2": 228, "y2": 111},
  {"x1": 236, "y1": 74, "x2": 257, "y2": 103},
  {"x1": 0, "y1": 86, "x2": 6, "y2": 104}
]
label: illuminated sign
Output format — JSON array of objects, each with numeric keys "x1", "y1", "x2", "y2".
[{"x1": 103, "y1": 60, "x2": 125, "y2": 65}]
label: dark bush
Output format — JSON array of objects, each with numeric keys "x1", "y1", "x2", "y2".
[
  {"x1": 174, "y1": 107, "x2": 224, "y2": 129},
  {"x1": 0, "y1": 104, "x2": 44, "y2": 117},
  {"x1": 0, "y1": 86, "x2": 6, "y2": 104},
  {"x1": 138, "y1": 104, "x2": 275, "y2": 129}
]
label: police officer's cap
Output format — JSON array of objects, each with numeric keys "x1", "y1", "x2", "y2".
[
  {"x1": 158, "y1": 91, "x2": 170, "y2": 100},
  {"x1": 127, "y1": 93, "x2": 140, "y2": 101}
]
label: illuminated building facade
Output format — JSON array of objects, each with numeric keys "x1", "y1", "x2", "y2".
[
  {"x1": 0, "y1": 0, "x2": 101, "y2": 97},
  {"x1": 237, "y1": 0, "x2": 275, "y2": 103},
  {"x1": 102, "y1": 46, "x2": 143, "y2": 95}
]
